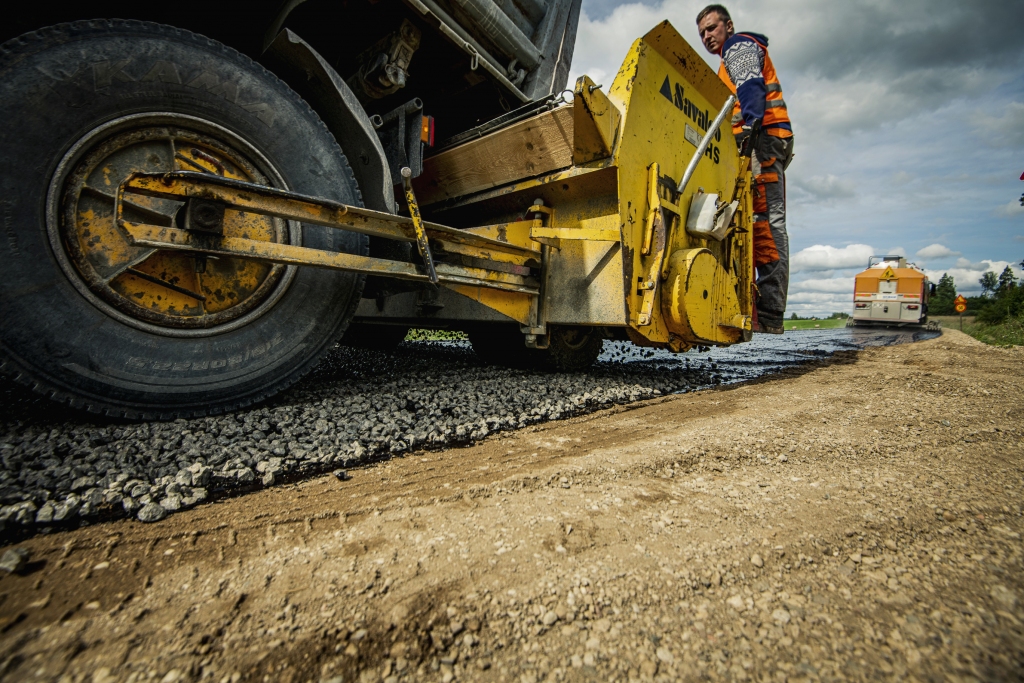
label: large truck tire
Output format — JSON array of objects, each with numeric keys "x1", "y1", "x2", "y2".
[
  {"x1": 0, "y1": 21, "x2": 368, "y2": 418},
  {"x1": 544, "y1": 326, "x2": 604, "y2": 371}
]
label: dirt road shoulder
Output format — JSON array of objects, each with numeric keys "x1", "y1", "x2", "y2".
[{"x1": 1, "y1": 330, "x2": 1022, "y2": 682}]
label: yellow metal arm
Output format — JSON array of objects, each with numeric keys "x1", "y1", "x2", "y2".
[
  {"x1": 120, "y1": 172, "x2": 538, "y2": 266},
  {"x1": 401, "y1": 166, "x2": 439, "y2": 284},
  {"x1": 114, "y1": 172, "x2": 540, "y2": 296}
]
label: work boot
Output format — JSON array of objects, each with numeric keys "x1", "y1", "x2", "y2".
[{"x1": 754, "y1": 313, "x2": 784, "y2": 335}]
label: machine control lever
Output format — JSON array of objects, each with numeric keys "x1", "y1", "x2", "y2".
[{"x1": 401, "y1": 166, "x2": 439, "y2": 284}]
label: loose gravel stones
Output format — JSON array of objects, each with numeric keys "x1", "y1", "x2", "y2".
[
  {"x1": 136, "y1": 503, "x2": 167, "y2": 523},
  {"x1": 0, "y1": 340, "x2": 718, "y2": 532},
  {"x1": 0, "y1": 546, "x2": 28, "y2": 573},
  {"x1": 0, "y1": 329, "x2": 920, "y2": 534}
]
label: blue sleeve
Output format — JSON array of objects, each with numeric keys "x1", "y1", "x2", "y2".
[{"x1": 722, "y1": 35, "x2": 766, "y2": 126}]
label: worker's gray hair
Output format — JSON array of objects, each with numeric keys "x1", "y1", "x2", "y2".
[{"x1": 696, "y1": 4, "x2": 732, "y2": 24}]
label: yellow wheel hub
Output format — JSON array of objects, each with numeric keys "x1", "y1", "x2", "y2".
[{"x1": 57, "y1": 119, "x2": 291, "y2": 331}]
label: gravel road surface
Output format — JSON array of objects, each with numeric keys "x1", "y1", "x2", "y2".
[
  {"x1": 1, "y1": 328, "x2": 1021, "y2": 683},
  {"x1": 0, "y1": 328, "x2": 929, "y2": 536}
]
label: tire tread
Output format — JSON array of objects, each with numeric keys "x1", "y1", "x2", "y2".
[{"x1": 0, "y1": 19, "x2": 368, "y2": 420}]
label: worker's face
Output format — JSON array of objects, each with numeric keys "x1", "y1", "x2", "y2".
[{"x1": 698, "y1": 11, "x2": 733, "y2": 54}]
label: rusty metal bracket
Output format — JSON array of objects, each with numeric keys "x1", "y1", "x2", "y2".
[
  {"x1": 636, "y1": 211, "x2": 671, "y2": 327},
  {"x1": 641, "y1": 163, "x2": 660, "y2": 255},
  {"x1": 119, "y1": 172, "x2": 536, "y2": 262},
  {"x1": 529, "y1": 227, "x2": 620, "y2": 250},
  {"x1": 114, "y1": 171, "x2": 539, "y2": 295},
  {"x1": 635, "y1": 162, "x2": 681, "y2": 327}
]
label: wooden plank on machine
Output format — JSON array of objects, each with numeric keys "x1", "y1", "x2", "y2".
[{"x1": 415, "y1": 106, "x2": 574, "y2": 205}]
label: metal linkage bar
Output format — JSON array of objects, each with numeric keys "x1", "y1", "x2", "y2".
[
  {"x1": 114, "y1": 172, "x2": 540, "y2": 296},
  {"x1": 120, "y1": 172, "x2": 539, "y2": 266},
  {"x1": 401, "y1": 166, "x2": 439, "y2": 284}
]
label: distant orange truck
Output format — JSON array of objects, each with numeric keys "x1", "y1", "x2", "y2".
[{"x1": 848, "y1": 255, "x2": 940, "y2": 330}]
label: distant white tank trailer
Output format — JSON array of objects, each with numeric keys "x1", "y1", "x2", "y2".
[{"x1": 847, "y1": 255, "x2": 940, "y2": 330}]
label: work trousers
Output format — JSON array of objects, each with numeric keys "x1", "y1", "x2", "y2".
[{"x1": 750, "y1": 135, "x2": 794, "y2": 325}]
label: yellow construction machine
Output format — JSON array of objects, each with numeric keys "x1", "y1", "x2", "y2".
[{"x1": 0, "y1": 10, "x2": 754, "y2": 417}]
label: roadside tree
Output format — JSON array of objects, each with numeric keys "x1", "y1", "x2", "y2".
[
  {"x1": 978, "y1": 267, "x2": 1024, "y2": 324},
  {"x1": 997, "y1": 266, "x2": 1018, "y2": 295},
  {"x1": 979, "y1": 271, "x2": 998, "y2": 298},
  {"x1": 930, "y1": 273, "x2": 956, "y2": 315}
]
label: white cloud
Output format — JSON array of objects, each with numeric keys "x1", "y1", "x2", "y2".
[
  {"x1": 995, "y1": 200, "x2": 1024, "y2": 217},
  {"x1": 891, "y1": 171, "x2": 915, "y2": 186},
  {"x1": 790, "y1": 244, "x2": 874, "y2": 273},
  {"x1": 790, "y1": 277, "x2": 855, "y2": 294},
  {"x1": 568, "y1": 0, "x2": 1024, "y2": 314},
  {"x1": 923, "y1": 260, "x2": 1023, "y2": 295},
  {"x1": 954, "y1": 257, "x2": 988, "y2": 270},
  {"x1": 785, "y1": 289, "x2": 855, "y2": 318},
  {"x1": 915, "y1": 243, "x2": 961, "y2": 260},
  {"x1": 971, "y1": 102, "x2": 1024, "y2": 148},
  {"x1": 791, "y1": 174, "x2": 855, "y2": 203},
  {"x1": 571, "y1": 0, "x2": 1024, "y2": 137}
]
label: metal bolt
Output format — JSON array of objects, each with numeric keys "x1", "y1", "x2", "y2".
[{"x1": 193, "y1": 204, "x2": 222, "y2": 229}]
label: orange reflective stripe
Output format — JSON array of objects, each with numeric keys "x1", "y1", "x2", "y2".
[
  {"x1": 718, "y1": 34, "x2": 791, "y2": 135},
  {"x1": 753, "y1": 185, "x2": 768, "y2": 213},
  {"x1": 761, "y1": 49, "x2": 790, "y2": 129},
  {"x1": 755, "y1": 172, "x2": 779, "y2": 183},
  {"x1": 717, "y1": 62, "x2": 745, "y2": 135},
  {"x1": 752, "y1": 219, "x2": 779, "y2": 267}
]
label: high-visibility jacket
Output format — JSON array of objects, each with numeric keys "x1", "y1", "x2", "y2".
[{"x1": 717, "y1": 32, "x2": 792, "y2": 138}]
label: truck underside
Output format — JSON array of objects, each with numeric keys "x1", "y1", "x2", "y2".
[{"x1": 0, "y1": 3, "x2": 755, "y2": 417}]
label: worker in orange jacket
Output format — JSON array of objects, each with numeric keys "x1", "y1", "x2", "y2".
[{"x1": 697, "y1": 4, "x2": 794, "y2": 334}]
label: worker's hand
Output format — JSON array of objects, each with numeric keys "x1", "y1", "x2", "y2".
[
  {"x1": 737, "y1": 127, "x2": 752, "y2": 156},
  {"x1": 738, "y1": 119, "x2": 763, "y2": 158}
]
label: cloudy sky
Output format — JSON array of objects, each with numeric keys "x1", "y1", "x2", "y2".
[{"x1": 568, "y1": 0, "x2": 1024, "y2": 316}]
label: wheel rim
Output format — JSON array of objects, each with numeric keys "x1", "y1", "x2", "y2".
[
  {"x1": 47, "y1": 113, "x2": 298, "y2": 336},
  {"x1": 555, "y1": 327, "x2": 593, "y2": 351}
]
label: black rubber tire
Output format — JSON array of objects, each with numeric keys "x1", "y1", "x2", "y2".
[
  {"x1": 469, "y1": 325, "x2": 603, "y2": 372},
  {"x1": 339, "y1": 323, "x2": 410, "y2": 352},
  {"x1": 544, "y1": 326, "x2": 604, "y2": 371},
  {"x1": 0, "y1": 21, "x2": 368, "y2": 419}
]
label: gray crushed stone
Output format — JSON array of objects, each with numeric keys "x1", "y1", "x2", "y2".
[
  {"x1": 0, "y1": 339, "x2": 734, "y2": 533},
  {"x1": 0, "y1": 546, "x2": 28, "y2": 572}
]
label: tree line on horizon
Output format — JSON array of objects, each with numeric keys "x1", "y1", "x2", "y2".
[{"x1": 931, "y1": 259, "x2": 1024, "y2": 323}]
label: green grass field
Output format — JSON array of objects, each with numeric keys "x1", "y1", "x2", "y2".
[
  {"x1": 405, "y1": 329, "x2": 468, "y2": 342},
  {"x1": 783, "y1": 318, "x2": 848, "y2": 331},
  {"x1": 929, "y1": 315, "x2": 1023, "y2": 347},
  {"x1": 961, "y1": 317, "x2": 1024, "y2": 347},
  {"x1": 930, "y1": 315, "x2": 976, "y2": 329}
]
